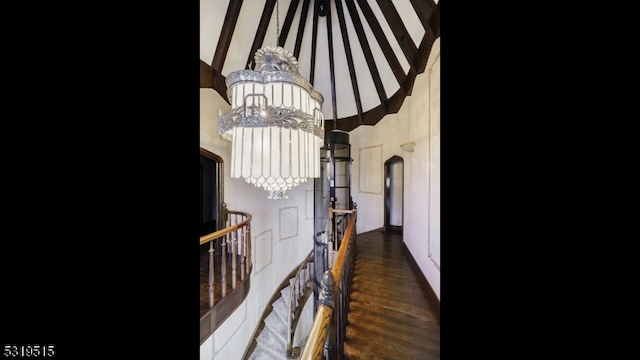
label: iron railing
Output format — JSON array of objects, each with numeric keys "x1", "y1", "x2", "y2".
[{"x1": 301, "y1": 207, "x2": 357, "y2": 360}]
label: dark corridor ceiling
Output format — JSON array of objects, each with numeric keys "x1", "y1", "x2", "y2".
[{"x1": 200, "y1": 0, "x2": 440, "y2": 132}]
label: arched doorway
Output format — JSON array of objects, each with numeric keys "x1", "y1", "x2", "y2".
[{"x1": 384, "y1": 155, "x2": 404, "y2": 233}]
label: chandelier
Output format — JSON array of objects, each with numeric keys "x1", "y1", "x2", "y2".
[{"x1": 218, "y1": 45, "x2": 325, "y2": 199}]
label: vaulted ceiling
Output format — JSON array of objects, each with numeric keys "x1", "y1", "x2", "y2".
[{"x1": 200, "y1": 0, "x2": 440, "y2": 132}]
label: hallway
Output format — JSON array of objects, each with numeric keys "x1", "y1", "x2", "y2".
[{"x1": 344, "y1": 229, "x2": 440, "y2": 359}]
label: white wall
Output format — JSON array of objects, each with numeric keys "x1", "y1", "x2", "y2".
[{"x1": 348, "y1": 38, "x2": 441, "y2": 299}]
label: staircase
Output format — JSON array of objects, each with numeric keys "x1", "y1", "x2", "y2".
[
  {"x1": 245, "y1": 253, "x2": 315, "y2": 360},
  {"x1": 248, "y1": 284, "x2": 304, "y2": 360}
]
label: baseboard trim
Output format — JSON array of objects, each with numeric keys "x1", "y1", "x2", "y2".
[{"x1": 401, "y1": 242, "x2": 440, "y2": 317}]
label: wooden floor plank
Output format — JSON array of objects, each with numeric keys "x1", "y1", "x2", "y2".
[
  {"x1": 347, "y1": 301, "x2": 439, "y2": 332},
  {"x1": 349, "y1": 281, "x2": 431, "y2": 305}
]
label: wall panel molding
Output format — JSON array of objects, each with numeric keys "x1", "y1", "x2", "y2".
[{"x1": 359, "y1": 144, "x2": 383, "y2": 194}]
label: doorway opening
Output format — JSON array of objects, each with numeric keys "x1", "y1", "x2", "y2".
[
  {"x1": 384, "y1": 155, "x2": 404, "y2": 234},
  {"x1": 200, "y1": 148, "x2": 224, "y2": 236}
]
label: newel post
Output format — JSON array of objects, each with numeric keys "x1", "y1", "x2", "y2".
[{"x1": 320, "y1": 271, "x2": 336, "y2": 360}]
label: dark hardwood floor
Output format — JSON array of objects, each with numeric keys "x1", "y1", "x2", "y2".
[{"x1": 344, "y1": 229, "x2": 440, "y2": 360}]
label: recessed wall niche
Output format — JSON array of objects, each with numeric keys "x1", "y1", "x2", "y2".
[
  {"x1": 279, "y1": 206, "x2": 299, "y2": 241},
  {"x1": 359, "y1": 144, "x2": 382, "y2": 194},
  {"x1": 305, "y1": 190, "x2": 314, "y2": 220},
  {"x1": 254, "y1": 229, "x2": 273, "y2": 274}
]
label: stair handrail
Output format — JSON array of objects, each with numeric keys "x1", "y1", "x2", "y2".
[
  {"x1": 286, "y1": 250, "x2": 315, "y2": 358},
  {"x1": 199, "y1": 210, "x2": 252, "y2": 245},
  {"x1": 300, "y1": 207, "x2": 357, "y2": 360}
]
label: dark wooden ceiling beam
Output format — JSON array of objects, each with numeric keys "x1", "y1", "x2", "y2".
[
  {"x1": 373, "y1": 0, "x2": 418, "y2": 68},
  {"x1": 326, "y1": 1, "x2": 338, "y2": 125},
  {"x1": 433, "y1": 2, "x2": 440, "y2": 38},
  {"x1": 212, "y1": 68, "x2": 229, "y2": 103},
  {"x1": 344, "y1": 0, "x2": 387, "y2": 107},
  {"x1": 279, "y1": 0, "x2": 301, "y2": 47},
  {"x1": 414, "y1": 2, "x2": 439, "y2": 74},
  {"x1": 334, "y1": 0, "x2": 363, "y2": 125},
  {"x1": 409, "y1": 0, "x2": 437, "y2": 34},
  {"x1": 200, "y1": 60, "x2": 213, "y2": 88},
  {"x1": 309, "y1": 0, "x2": 320, "y2": 85},
  {"x1": 246, "y1": 0, "x2": 277, "y2": 69},
  {"x1": 415, "y1": 27, "x2": 437, "y2": 74},
  {"x1": 205, "y1": 0, "x2": 440, "y2": 128},
  {"x1": 326, "y1": 103, "x2": 386, "y2": 132},
  {"x1": 212, "y1": 0, "x2": 244, "y2": 71},
  {"x1": 354, "y1": 0, "x2": 406, "y2": 86},
  {"x1": 389, "y1": 66, "x2": 416, "y2": 111},
  {"x1": 362, "y1": 105, "x2": 387, "y2": 126},
  {"x1": 200, "y1": 60, "x2": 230, "y2": 103},
  {"x1": 293, "y1": 0, "x2": 312, "y2": 59}
]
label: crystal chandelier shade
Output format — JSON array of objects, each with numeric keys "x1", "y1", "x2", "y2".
[{"x1": 218, "y1": 46, "x2": 324, "y2": 199}]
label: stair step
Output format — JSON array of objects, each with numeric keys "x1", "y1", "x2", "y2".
[
  {"x1": 255, "y1": 325, "x2": 287, "y2": 359},
  {"x1": 280, "y1": 284, "x2": 292, "y2": 306},
  {"x1": 272, "y1": 296, "x2": 289, "y2": 325},
  {"x1": 264, "y1": 310, "x2": 288, "y2": 344},
  {"x1": 248, "y1": 347, "x2": 286, "y2": 360}
]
